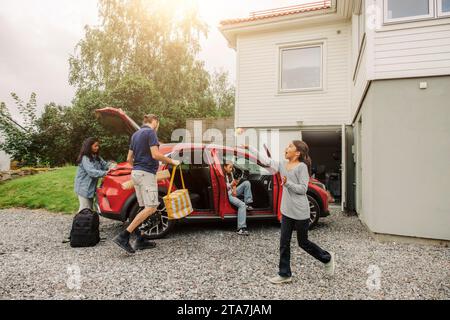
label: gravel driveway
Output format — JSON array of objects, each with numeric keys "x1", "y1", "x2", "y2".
[{"x1": 0, "y1": 207, "x2": 449, "y2": 300}]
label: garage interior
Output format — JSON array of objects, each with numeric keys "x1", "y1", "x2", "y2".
[{"x1": 302, "y1": 129, "x2": 342, "y2": 203}]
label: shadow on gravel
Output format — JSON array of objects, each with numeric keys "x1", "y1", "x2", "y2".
[
  {"x1": 99, "y1": 214, "x2": 334, "y2": 239},
  {"x1": 172, "y1": 217, "x2": 333, "y2": 236}
]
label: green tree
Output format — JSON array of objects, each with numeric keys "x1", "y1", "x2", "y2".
[
  {"x1": 68, "y1": 86, "x2": 130, "y2": 162},
  {"x1": 34, "y1": 103, "x2": 76, "y2": 166},
  {"x1": 2, "y1": 0, "x2": 236, "y2": 168},
  {"x1": 69, "y1": 0, "x2": 211, "y2": 97},
  {"x1": 0, "y1": 93, "x2": 41, "y2": 166},
  {"x1": 68, "y1": 0, "x2": 221, "y2": 149},
  {"x1": 209, "y1": 70, "x2": 235, "y2": 118}
]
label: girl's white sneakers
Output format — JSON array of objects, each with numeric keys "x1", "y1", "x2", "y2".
[
  {"x1": 324, "y1": 252, "x2": 336, "y2": 276},
  {"x1": 268, "y1": 275, "x2": 292, "y2": 284},
  {"x1": 269, "y1": 252, "x2": 335, "y2": 284}
]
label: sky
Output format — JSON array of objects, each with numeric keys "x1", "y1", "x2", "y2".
[{"x1": 0, "y1": 0, "x2": 312, "y2": 122}]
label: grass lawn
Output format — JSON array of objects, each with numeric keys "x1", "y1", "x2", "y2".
[{"x1": 0, "y1": 166, "x2": 79, "y2": 214}]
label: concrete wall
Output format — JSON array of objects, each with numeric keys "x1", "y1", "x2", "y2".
[
  {"x1": 0, "y1": 134, "x2": 11, "y2": 171},
  {"x1": 0, "y1": 150, "x2": 10, "y2": 171},
  {"x1": 356, "y1": 76, "x2": 450, "y2": 240}
]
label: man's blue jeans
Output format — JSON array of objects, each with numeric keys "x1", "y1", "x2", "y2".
[{"x1": 228, "y1": 180, "x2": 253, "y2": 229}]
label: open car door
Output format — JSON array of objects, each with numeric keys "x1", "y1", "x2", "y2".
[
  {"x1": 95, "y1": 107, "x2": 140, "y2": 136},
  {"x1": 204, "y1": 147, "x2": 224, "y2": 218},
  {"x1": 262, "y1": 143, "x2": 282, "y2": 221}
]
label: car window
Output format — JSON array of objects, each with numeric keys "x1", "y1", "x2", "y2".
[
  {"x1": 173, "y1": 149, "x2": 209, "y2": 169},
  {"x1": 223, "y1": 152, "x2": 270, "y2": 175}
]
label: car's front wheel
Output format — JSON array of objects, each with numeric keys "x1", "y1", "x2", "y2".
[
  {"x1": 128, "y1": 195, "x2": 176, "y2": 239},
  {"x1": 307, "y1": 195, "x2": 320, "y2": 229}
]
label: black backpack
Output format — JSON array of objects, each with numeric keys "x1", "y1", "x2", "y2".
[{"x1": 69, "y1": 208, "x2": 100, "y2": 247}]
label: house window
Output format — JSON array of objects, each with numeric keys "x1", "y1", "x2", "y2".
[
  {"x1": 438, "y1": 0, "x2": 450, "y2": 16},
  {"x1": 384, "y1": 0, "x2": 434, "y2": 23},
  {"x1": 279, "y1": 44, "x2": 323, "y2": 92}
]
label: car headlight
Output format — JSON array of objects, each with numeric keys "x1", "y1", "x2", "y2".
[{"x1": 312, "y1": 181, "x2": 327, "y2": 191}]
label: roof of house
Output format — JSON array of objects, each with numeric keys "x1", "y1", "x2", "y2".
[{"x1": 220, "y1": 1, "x2": 332, "y2": 26}]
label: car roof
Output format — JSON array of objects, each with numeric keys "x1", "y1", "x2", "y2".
[{"x1": 160, "y1": 143, "x2": 249, "y2": 154}]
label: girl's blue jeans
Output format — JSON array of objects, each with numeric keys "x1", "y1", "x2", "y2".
[{"x1": 228, "y1": 180, "x2": 253, "y2": 229}]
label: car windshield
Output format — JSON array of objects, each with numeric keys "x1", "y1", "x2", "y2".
[
  {"x1": 236, "y1": 145, "x2": 272, "y2": 167},
  {"x1": 224, "y1": 153, "x2": 271, "y2": 175}
]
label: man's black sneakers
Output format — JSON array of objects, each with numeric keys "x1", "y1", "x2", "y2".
[
  {"x1": 112, "y1": 233, "x2": 135, "y2": 254},
  {"x1": 134, "y1": 237, "x2": 157, "y2": 250}
]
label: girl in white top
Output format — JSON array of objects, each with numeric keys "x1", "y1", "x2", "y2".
[{"x1": 267, "y1": 140, "x2": 335, "y2": 284}]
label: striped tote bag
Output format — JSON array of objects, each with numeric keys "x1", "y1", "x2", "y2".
[{"x1": 163, "y1": 165, "x2": 193, "y2": 220}]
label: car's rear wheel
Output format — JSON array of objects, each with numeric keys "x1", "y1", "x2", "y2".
[
  {"x1": 307, "y1": 195, "x2": 320, "y2": 229},
  {"x1": 128, "y1": 195, "x2": 176, "y2": 239}
]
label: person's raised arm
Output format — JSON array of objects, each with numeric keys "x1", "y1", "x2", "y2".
[
  {"x1": 151, "y1": 146, "x2": 179, "y2": 166},
  {"x1": 259, "y1": 151, "x2": 280, "y2": 172}
]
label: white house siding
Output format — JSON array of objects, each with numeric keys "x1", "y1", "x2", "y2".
[
  {"x1": 373, "y1": 21, "x2": 450, "y2": 80},
  {"x1": 236, "y1": 21, "x2": 352, "y2": 128},
  {"x1": 350, "y1": 0, "x2": 372, "y2": 119},
  {"x1": 350, "y1": 1, "x2": 450, "y2": 117},
  {"x1": 352, "y1": 46, "x2": 368, "y2": 119}
]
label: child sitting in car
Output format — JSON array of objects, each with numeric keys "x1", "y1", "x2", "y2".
[{"x1": 223, "y1": 161, "x2": 254, "y2": 236}]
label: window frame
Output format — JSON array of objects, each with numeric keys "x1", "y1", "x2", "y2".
[
  {"x1": 278, "y1": 41, "x2": 325, "y2": 94},
  {"x1": 438, "y1": 0, "x2": 450, "y2": 17},
  {"x1": 383, "y1": 0, "x2": 435, "y2": 24}
]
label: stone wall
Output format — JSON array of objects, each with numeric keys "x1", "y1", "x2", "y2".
[{"x1": 0, "y1": 168, "x2": 55, "y2": 182}]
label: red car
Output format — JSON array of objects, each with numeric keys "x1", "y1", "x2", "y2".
[{"x1": 95, "y1": 107, "x2": 331, "y2": 239}]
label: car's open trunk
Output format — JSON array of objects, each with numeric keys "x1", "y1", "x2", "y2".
[{"x1": 95, "y1": 107, "x2": 140, "y2": 136}]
